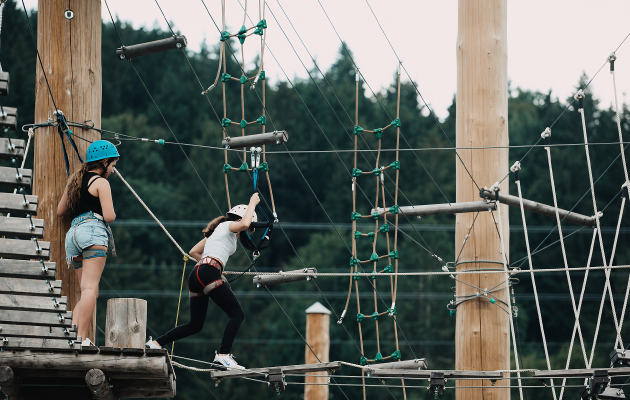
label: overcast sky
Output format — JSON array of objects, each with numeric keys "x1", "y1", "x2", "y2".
[{"x1": 22, "y1": 0, "x2": 630, "y2": 119}]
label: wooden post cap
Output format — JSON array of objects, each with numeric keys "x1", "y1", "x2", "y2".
[{"x1": 305, "y1": 302, "x2": 330, "y2": 315}]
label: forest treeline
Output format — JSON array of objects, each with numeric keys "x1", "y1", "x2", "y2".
[{"x1": 2, "y1": 1, "x2": 630, "y2": 398}]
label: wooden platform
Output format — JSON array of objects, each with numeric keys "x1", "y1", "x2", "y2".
[{"x1": 211, "y1": 361, "x2": 342, "y2": 380}]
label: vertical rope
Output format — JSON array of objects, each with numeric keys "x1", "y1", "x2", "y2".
[{"x1": 171, "y1": 254, "x2": 191, "y2": 359}]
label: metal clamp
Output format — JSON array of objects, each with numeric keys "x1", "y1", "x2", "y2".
[
  {"x1": 267, "y1": 367, "x2": 286, "y2": 394},
  {"x1": 427, "y1": 371, "x2": 445, "y2": 397}
]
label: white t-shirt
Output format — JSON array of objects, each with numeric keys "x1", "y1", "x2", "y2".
[{"x1": 201, "y1": 221, "x2": 237, "y2": 267}]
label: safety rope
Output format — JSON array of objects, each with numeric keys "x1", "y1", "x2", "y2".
[
  {"x1": 170, "y1": 254, "x2": 191, "y2": 359},
  {"x1": 512, "y1": 161, "x2": 557, "y2": 400}
]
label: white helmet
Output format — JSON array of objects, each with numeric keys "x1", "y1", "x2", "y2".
[{"x1": 227, "y1": 204, "x2": 258, "y2": 223}]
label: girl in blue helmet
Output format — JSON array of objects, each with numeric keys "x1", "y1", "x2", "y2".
[{"x1": 57, "y1": 140, "x2": 119, "y2": 346}]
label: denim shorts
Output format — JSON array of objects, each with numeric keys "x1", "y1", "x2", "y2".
[{"x1": 65, "y1": 218, "x2": 109, "y2": 266}]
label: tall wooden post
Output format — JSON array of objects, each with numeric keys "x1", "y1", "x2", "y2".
[
  {"x1": 455, "y1": 1, "x2": 510, "y2": 399},
  {"x1": 34, "y1": 0, "x2": 102, "y2": 341},
  {"x1": 305, "y1": 302, "x2": 330, "y2": 400}
]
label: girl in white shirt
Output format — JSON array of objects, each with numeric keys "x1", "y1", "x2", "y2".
[{"x1": 148, "y1": 193, "x2": 259, "y2": 370}]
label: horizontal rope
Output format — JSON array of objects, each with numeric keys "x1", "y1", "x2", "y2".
[{"x1": 229, "y1": 264, "x2": 630, "y2": 277}]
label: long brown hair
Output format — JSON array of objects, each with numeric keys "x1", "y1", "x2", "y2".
[
  {"x1": 202, "y1": 213, "x2": 255, "y2": 238},
  {"x1": 65, "y1": 158, "x2": 118, "y2": 212}
]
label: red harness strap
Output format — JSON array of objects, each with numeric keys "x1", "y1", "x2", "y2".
[{"x1": 189, "y1": 257, "x2": 224, "y2": 298}]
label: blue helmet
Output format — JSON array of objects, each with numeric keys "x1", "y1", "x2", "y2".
[{"x1": 86, "y1": 140, "x2": 120, "y2": 162}]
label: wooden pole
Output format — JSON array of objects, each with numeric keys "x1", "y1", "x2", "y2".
[
  {"x1": 455, "y1": 1, "x2": 510, "y2": 399},
  {"x1": 304, "y1": 302, "x2": 330, "y2": 400},
  {"x1": 34, "y1": 0, "x2": 102, "y2": 341},
  {"x1": 105, "y1": 298, "x2": 147, "y2": 349},
  {"x1": 85, "y1": 369, "x2": 116, "y2": 400}
]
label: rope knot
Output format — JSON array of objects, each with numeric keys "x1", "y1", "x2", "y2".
[
  {"x1": 541, "y1": 127, "x2": 551, "y2": 147},
  {"x1": 28, "y1": 127, "x2": 35, "y2": 138},
  {"x1": 608, "y1": 52, "x2": 617, "y2": 73},
  {"x1": 183, "y1": 254, "x2": 190, "y2": 262},
  {"x1": 574, "y1": 89, "x2": 585, "y2": 110}
]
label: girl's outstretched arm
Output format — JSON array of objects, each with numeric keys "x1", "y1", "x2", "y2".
[{"x1": 229, "y1": 193, "x2": 260, "y2": 233}]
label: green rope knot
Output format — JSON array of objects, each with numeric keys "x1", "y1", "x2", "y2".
[
  {"x1": 375, "y1": 352, "x2": 383, "y2": 362},
  {"x1": 256, "y1": 116, "x2": 266, "y2": 125},
  {"x1": 240, "y1": 75, "x2": 248, "y2": 84},
  {"x1": 360, "y1": 356, "x2": 368, "y2": 366},
  {"x1": 237, "y1": 25, "x2": 247, "y2": 44},
  {"x1": 371, "y1": 271, "x2": 378, "y2": 280},
  {"x1": 367, "y1": 232, "x2": 375, "y2": 242},
  {"x1": 379, "y1": 224, "x2": 389, "y2": 233},
  {"x1": 240, "y1": 119, "x2": 248, "y2": 128},
  {"x1": 157, "y1": 139, "x2": 165, "y2": 145},
  {"x1": 383, "y1": 265, "x2": 393, "y2": 273},
  {"x1": 369, "y1": 253, "x2": 379, "y2": 262},
  {"x1": 221, "y1": 118, "x2": 232, "y2": 127},
  {"x1": 391, "y1": 118, "x2": 401, "y2": 128},
  {"x1": 374, "y1": 128, "x2": 383, "y2": 139},
  {"x1": 351, "y1": 212, "x2": 362, "y2": 221},
  {"x1": 354, "y1": 231, "x2": 362, "y2": 239},
  {"x1": 356, "y1": 313, "x2": 364, "y2": 322},
  {"x1": 221, "y1": 73, "x2": 232, "y2": 82},
  {"x1": 450, "y1": 309, "x2": 456, "y2": 316},
  {"x1": 387, "y1": 306, "x2": 396, "y2": 316},
  {"x1": 67, "y1": 130, "x2": 73, "y2": 135},
  {"x1": 352, "y1": 168, "x2": 363, "y2": 177},
  {"x1": 350, "y1": 257, "x2": 360, "y2": 267},
  {"x1": 220, "y1": 31, "x2": 230, "y2": 41},
  {"x1": 371, "y1": 312, "x2": 379, "y2": 321},
  {"x1": 354, "y1": 126, "x2": 364, "y2": 135},
  {"x1": 391, "y1": 350, "x2": 401, "y2": 360},
  {"x1": 371, "y1": 211, "x2": 380, "y2": 220},
  {"x1": 389, "y1": 205, "x2": 399, "y2": 214},
  {"x1": 353, "y1": 272, "x2": 361, "y2": 280},
  {"x1": 258, "y1": 162, "x2": 269, "y2": 172},
  {"x1": 388, "y1": 250, "x2": 399, "y2": 259},
  {"x1": 223, "y1": 164, "x2": 232, "y2": 173},
  {"x1": 372, "y1": 168, "x2": 381, "y2": 176},
  {"x1": 390, "y1": 160, "x2": 400, "y2": 170},
  {"x1": 239, "y1": 162, "x2": 249, "y2": 171}
]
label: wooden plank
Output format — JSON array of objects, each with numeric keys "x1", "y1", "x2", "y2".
[
  {"x1": 0, "y1": 259, "x2": 56, "y2": 280},
  {"x1": 0, "y1": 294, "x2": 67, "y2": 312},
  {"x1": 531, "y1": 366, "x2": 630, "y2": 379},
  {"x1": 0, "y1": 278, "x2": 62, "y2": 297},
  {"x1": 0, "y1": 310, "x2": 73, "y2": 327},
  {"x1": 211, "y1": 361, "x2": 342, "y2": 380},
  {"x1": 0, "y1": 107, "x2": 18, "y2": 132},
  {"x1": 0, "y1": 337, "x2": 78, "y2": 352},
  {"x1": 0, "y1": 138, "x2": 25, "y2": 161},
  {"x1": 370, "y1": 369, "x2": 503, "y2": 380},
  {"x1": 0, "y1": 71, "x2": 9, "y2": 96},
  {"x1": 0, "y1": 167, "x2": 31, "y2": 189},
  {"x1": 0, "y1": 216, "x2": 44, "y2": 239},
  {"x1": 0, "y1": 238, "x2": 51, "y2": 260},
  {"x1": 0, "y1": 193, "x2": 39, "y2": 215},
  {"x1": 0, "y1": 350, "x2": 169, "y2": 380},
  {"x1": 0, "y1": 324, "x2": 76, "y2": 340}
]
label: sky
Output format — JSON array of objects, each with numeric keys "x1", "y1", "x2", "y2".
[{"x1": 21, "y1": 0, "x2": 630, "y2": 119}]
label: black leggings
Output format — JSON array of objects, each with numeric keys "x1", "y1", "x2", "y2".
[{"x1": 155, "y1": 263, "x2": 244, "y2": 354}]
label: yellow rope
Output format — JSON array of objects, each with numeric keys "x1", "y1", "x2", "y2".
[{"x1": 171, "y1": 253, "x2": 190, "y2": 360}]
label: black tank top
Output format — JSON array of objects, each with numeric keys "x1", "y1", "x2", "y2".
[{"x1": 71, "y1": 172, "x2": 104, "y2": 219}]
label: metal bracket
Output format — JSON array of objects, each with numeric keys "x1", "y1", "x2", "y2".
[
  {"x1": 580, "y1": 370, "x2": 610, "y2": 400},
  {"x1": 611, "y1": 348, "x2": 630, "y2": 366},
  {"x1": 427, "y1": 371, "x2": 445, "y2": 397},
  {"x1": 268, "y1": 367, "x2": 286, "y2": 394},
  {"x1": 600, "y1": 387, "x2": 626, "y2": 399}
]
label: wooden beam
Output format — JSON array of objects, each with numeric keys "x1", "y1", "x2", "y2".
[
  {"x1": 0, "y1": 193, "x2": 39, "y2": 215},
  {"x1": 35, "y1": 0, "x2": 103, "y2": 347},
  {"x1": 0, "y1": 71, "x2": 9, "y2": 95},
  {"x1": 376, "y1": 202, "x2": 495, "y2": 218},
  {"x1": 0, "y1": 277, "x2": 62, "y2": 296},
  {"x1": 0, "y1": 337, "x2": 78, "y2": 351},
  {"x1": 222, "y1": 130, "x2": 289, "y2": 149},
  {"x1": 0, "y1": 237, "x2": 51, "y2": 260},
  {"x1": 0, "y1": 310, "x2": 73, "y2": 327},
  {"x1": 211, "y1": 361, "x2": 341, "y2": 380},
  {"x1": 254, "y1": 268, "x2": 317, "y2": 287},
  {"x1": 481, "y1": 189, "x2": 596, "y2": 227},
  {"x1": 85, "y1": 369, "x2": 116, "y2": 400},
  {"x1": 0, "y1": 216, "x2": 45, "y2": 239},
  {"x1": 0, "y1": 107, "x2": 18, "y2": 132},
  {"x1": 531, "y1": 366, "x2": 630, "y2": 379},
  {"x1": 116, "y1": 35, "x2": 187, "y2": 60},
  {"x1": 0, "y1": 324, "x2": 76, "y2": 340},
  {"x1": 0, "y1": 138, "x2": 25, "y2": 161},
  {"x1": 372, "y1": 359, "x2": 428, "y2": 370},
  {"x1": 111, "y1": 374, "x2": 175, "y2": 398},
  {"x1": 305, "y1": 302, "x2": 330, "y2": 400},
  {"x1": 370, "y1": 369, "x2": 503, "y2": 380},
  {"x1": 0, "y1": 293, "x2": 67, "y2": 312},
  {"x1": 0, "y1": 350, "x2": 169, "y2": 380},
  {"x1": 0, "y1": 366, "x2": 24, "y2": 400},
  {"x1": 0, "y1": 259, "x2": 56, "y2": 280}
]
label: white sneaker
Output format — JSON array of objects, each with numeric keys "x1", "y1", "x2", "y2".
[
  {"x1": 81, "y1": 338, "x2": 95, "y2": 346},
  {"x1": 145, "y1": 337, "x2": 162, "y2": 349},
  {"x1": 214, "y1": 352, "x2": 246, "y2": 370}
]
